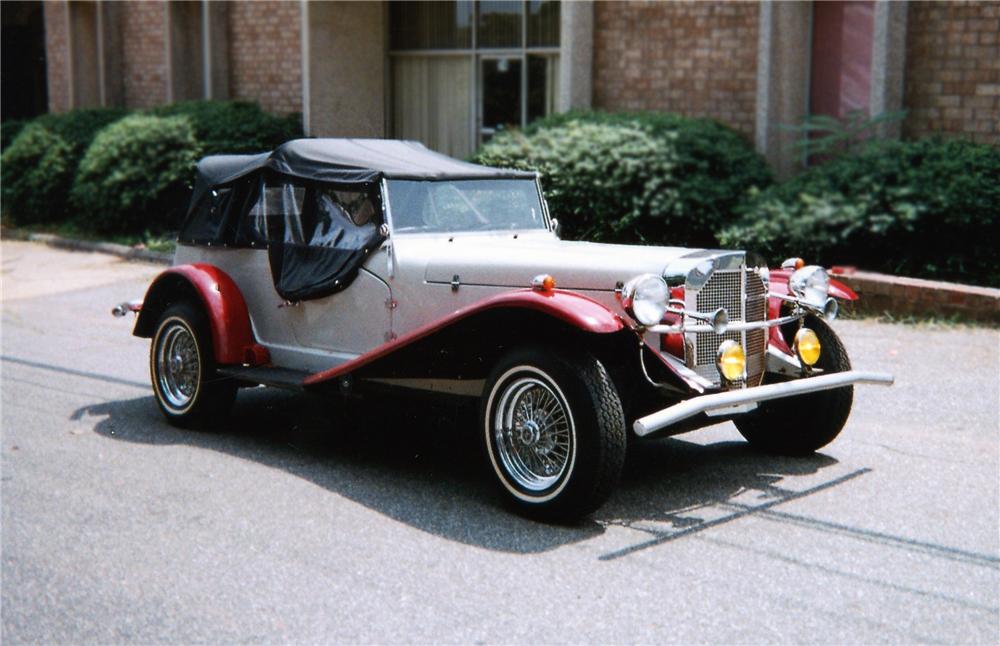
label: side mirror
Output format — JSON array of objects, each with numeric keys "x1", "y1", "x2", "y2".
[{"x1": 550, "y1": 218, "x2": 561, "y2": 238}]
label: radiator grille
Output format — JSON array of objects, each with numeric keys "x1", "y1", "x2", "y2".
[{"x1": 690, "y1": 269, "x2": 768, "y2": 388}]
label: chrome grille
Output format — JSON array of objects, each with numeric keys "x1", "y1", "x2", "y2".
[
  {"x1": 745, "y1": 272, "x2": 767, "y2": 387},
  {"x1": 689, "y1": 268, "x2": 768, "y2": 388}
]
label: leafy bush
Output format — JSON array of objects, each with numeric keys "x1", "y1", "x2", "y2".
[
  {"x1": 1, "y1": 119, "x2": 29, "y2": 150},
  {"x1": 70, "y1": 114, "x2": 201, "y2": 235},
  {"x1": 0, "y1": 124, "x2": 75, "y2": 224},
  {"x1": 719, "y1": 138, "x2": 1000, "y2": 286},
  {"x1": 502, "y1": 110, "x2": 773, "y2": 246},
  {"x1": 35, "y1": 107, "x2": 128, "y2": 156},
  {"x1": 152, "y1": 100, "x2": 301, "y2": 155},
  {"x1": 475, "y1": 121, "x2": 681, "y2": 242}
]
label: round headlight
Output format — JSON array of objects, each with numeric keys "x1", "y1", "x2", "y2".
[
  {"x1": 716, "y1": 340, "x2": 746, "y2": 382},
  {"x1": 621, "y1": 274, "x2": 669, "y2": 326},
  {"x1": 794, "y1": 327, "x2": 822, "y2": 366},
  {"x1": 788, "y1": 265, "x2": 830, "y2": 308}
]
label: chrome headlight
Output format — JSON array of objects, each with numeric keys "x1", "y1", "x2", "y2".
[
  {"x1": 788, "y1": 265, "x2": 830, "y2": 308},
  {"x1": 621, "y1": 274, "x2": 669, "y2": 326}
]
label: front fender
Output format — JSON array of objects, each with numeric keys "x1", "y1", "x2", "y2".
[
  {"x1": 304, "y1": 288, "x2": 625, "y2": 386},
  {"x1": 133, "y1": 264, "x2": 254, "y2": 365}
]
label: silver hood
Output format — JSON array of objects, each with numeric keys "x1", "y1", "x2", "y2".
[{"x1": 415, "y1": 231, "x2": 738, "y2": 292}]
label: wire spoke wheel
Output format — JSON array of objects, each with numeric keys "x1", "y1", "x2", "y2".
[
  {"x1": 493, "y1": 375, "x2": 574, "y2": 493},
  {"x1": 155, "y1": 321, "x2": 201, "y2": 411}
]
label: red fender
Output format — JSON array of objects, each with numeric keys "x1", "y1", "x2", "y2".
[
  {"x1": 135, "y1": 264, "x2": 256, "y2": 365},
  {"x1": 768, "y1": 268, "x2": 858, "y2": 301},
  {"x1": 304, "y1": 288, "x2": 625, "y2": 386},
  {"x1": 767, "y1": 268, "x2": 856, "y2": 353}
]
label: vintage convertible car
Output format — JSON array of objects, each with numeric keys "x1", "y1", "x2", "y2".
[{"x1": 113, "y1": 138, "x2": 893, "y2": 519}]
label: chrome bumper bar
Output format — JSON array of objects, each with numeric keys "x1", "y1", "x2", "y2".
[
  {"x1": 632, "y1": 370, "x2": 895, "y2": 437},
  {"x1": 646, "y1": 313, "x2": 801, "y2": 335}
]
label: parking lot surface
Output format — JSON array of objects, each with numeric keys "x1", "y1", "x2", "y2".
[{"x1": 2, "y1": 241, "x2": 998, "y2": 643}]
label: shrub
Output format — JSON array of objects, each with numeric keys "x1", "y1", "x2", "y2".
[
  {"x1": 513, "y1": 110, "x2": 773, "y2": 246},
  {"x1": 1, "y1": 119, "x2": 29, "y2": 151},
  {"x1": 475, "y1": 120, "x2": 680, "y2": 242},
  {"x1": 1, "y1": 124, "x2": 75, "y2": 225},
  {"x1": 71, "y1": 114, "x2": 201, "y2": 235},
  {"x1": 35, "y1": 107, "x2": 129, "y2": 156},
  {"x1": 719, "y1": 138, "x2": 1000, "y2": 287},
  {"x1": 152, "y1": 100, "x2": 302, "y2": 155}
]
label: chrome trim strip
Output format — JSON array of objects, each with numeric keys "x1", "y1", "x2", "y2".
[
  {"x1": 632, "y1": 370, "x2": 895, "y2": 437},
  {"x1": 647, "y1": 313, "x2": 801, "y2": 335}
]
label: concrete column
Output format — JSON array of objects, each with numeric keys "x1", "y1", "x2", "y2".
[
  {"x1": 869, "y1": 0, "x2": 908, "y2": 138},
  {"x1": 754, "y1": 0, "x2": 812, "y2": 178},
  {"x1": 306, "y1": 1, "x2": 386, "y2": 137},
  {"x1": 98, "y1": 1, "x2": 124, "y2": 107},
  {"x1": 204, "y1": 1, "x2": 230, "y2": 100},
  {"x1": 558, "y1": 0, "x2": 593, "y2": 112}
]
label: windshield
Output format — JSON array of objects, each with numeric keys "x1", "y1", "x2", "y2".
[{"x1": 386, "y1": 179, "x2": 547, "y2": 233}]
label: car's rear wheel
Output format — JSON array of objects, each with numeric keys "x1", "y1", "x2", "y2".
[
  {"x1": 481, "y1": 346, "x2": 626, "y2": 520},
  {"x1": 150, "y1": 301, "x2": 236, "y2": 428},
  {"x1": 734, "y1": 316, "x2": 853, "y2": 455}
]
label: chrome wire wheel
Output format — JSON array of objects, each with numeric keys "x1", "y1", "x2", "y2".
[
  {"x1": 492, "y1": 372, "x2": 575, "y2": 495},
  {"x1": 155, "y1": 319, "x2": 201, "y2": 412}
]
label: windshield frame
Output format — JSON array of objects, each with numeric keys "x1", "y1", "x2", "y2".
[{"x1": 381, "y1": 177, "x2": 552, "y2": 236}]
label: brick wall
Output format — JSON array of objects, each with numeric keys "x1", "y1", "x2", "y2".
[
  {"x1": 903, "y1": 1, "x2": 999, "y2": 144},
  {"x1": 122, "y1": 2, "x2": 167, "y2": 109},
  {"x1": 229, "y1": 1, "x2": 302, "y2": 115},
  {"x1": 43, "y1": 1, "x2": 70, "y2": 113},
  {"x1": 592, "y1": 1, "x2": 759, "y2": 138}
]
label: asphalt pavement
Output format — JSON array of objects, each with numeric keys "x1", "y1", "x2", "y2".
[{"x1": 2, "y1": 240, "x2": 998, "y2": 644}]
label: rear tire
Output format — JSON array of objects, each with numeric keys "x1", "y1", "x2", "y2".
[
  {"x1": 480, "y1": 346, "x2": 626, "y2": 520},
  {"x1": 150, "y1": 301, "x2": 237, "y2": 428},
  {"x1": 734, "y1": 316, "x2": 853, "y2": 455}
]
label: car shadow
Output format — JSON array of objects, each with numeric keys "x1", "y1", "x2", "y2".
[{"x1": 72, "y1": 388, "x2": 841, "y2": 555}]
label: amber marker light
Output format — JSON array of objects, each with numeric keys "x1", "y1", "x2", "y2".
[
  {"x1": 531, "y1": 274, "x2": 556, "y2": 292},
  {"x1": 716, "y1": 340, "x2": 747, "y2": 382},
  {"x1": 794, "y1": 327, "x2": 822, "y2": 366},
  {"x1": 781, "y1": 257, "x2": 806, "y2": 270}
]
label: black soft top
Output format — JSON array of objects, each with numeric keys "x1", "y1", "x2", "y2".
[
  {"x1": 182, "y1": 139, "x2": 536, "y2": 303},
  {"x1": 191, "y1": 138, "x2": 535, "y2": 207}
]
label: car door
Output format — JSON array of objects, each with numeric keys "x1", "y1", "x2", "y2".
[{"x1": 259, "y1": 181, "x2": 391, "y2": 358}]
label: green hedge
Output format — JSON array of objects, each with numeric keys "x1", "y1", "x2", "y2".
[
  {"x1": 484, "y1": 110, "x2": 773, "y2": 247},
  {"x1": 475, "y1": 121, "x2": 680, "y2": 242},
  {"x1": 70, "y1": 115, "x2": 201, "y2": 235},
  {"x1": 1, "y1": 101, "x2": 300, "y2": 235},
  {"x1": 720, "y1": 138, "x2": 1000, "y2": 287},
  {"x1": 0, "y1": 124, "x2": 75, "y2": 225},
  {"x1": 152, "y1": 100, "x2": 301, "y2": 155}
]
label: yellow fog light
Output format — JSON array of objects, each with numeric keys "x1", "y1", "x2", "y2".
[
  {"x1": 716, "y1": 340, "x2": 746, "y2": 382},
  {"x1": 794, "y1": 327, "x2": 822, "y2": 366}
]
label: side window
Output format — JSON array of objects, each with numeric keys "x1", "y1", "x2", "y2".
[
  {"x1": 247, "y1": 183, "x2": 306, "y2": 243},
  {"x1": 181, "y1": 187, "x2": 232, "y2": 242},
  {"x1": 305, "y1": 187, "x2": 379, "y2": 248}
]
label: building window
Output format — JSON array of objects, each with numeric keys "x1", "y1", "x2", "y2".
[{"x1": 389, "y1": 0, "x2": 560, "y2": 158}]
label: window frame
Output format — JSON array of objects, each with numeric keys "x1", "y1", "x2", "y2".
[{"x1": 388, "y1": 1, "x2": 560, "y2": 151}]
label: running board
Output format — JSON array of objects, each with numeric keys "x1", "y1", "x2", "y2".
[{"x1": 217, "y1": 366, "x2": 310, "y2": 390}]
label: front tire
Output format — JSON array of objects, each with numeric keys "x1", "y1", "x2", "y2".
[
  {"x1": 735, "y1": 316, "x2": 853, "y2": 454},
  {"x1": 150, "y1": 301, "x2": 236, "y2": 428},
  {"x1": 481, "y1": 346, "x2": 626, "y2": 520}
]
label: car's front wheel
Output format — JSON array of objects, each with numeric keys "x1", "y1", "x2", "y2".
[
  {"x1": 734, "y1": 316, "x2": 853, "y2": 455},
  {"x1": 150, "y1": 301, "x2": 236, "y2": 428},
  {"x1": 481, "y1": 346, "x2": 626, "y2": 520}
]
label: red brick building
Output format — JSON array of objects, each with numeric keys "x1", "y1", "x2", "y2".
[{"x1": 25, "y1": 1, "x2": 1000, "y2": 174}]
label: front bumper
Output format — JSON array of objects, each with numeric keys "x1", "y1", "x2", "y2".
[{"x1": 632, "y1": 370, "x2": 894, "y2": 437}]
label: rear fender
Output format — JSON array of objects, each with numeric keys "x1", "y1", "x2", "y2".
[{"x1": 133, "y1": 264, "x2": 257, "y2": 365}]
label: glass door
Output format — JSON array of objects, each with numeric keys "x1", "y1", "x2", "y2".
[{"x1": 479, "y1": 55, "x2": 523, "y2": 143}]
